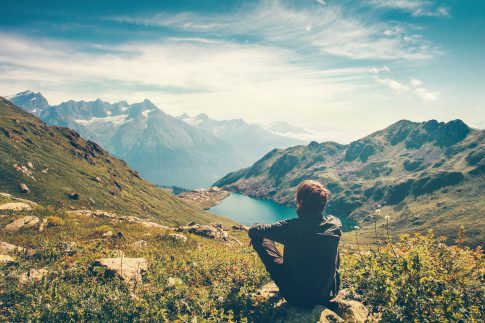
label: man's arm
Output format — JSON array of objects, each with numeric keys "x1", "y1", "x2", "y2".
[{"x1": 248, "y1": 220, "x2": 291, "y2": 244}]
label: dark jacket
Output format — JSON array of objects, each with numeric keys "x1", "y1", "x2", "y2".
[{"x1": 249, "y1": 214, "x2": 341, "y2": 306}]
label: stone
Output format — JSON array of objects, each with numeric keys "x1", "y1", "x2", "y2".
[
  {"x1": 320, "y1": 309, "x2": 345, "y2": 322},
  {"x1": 0, "y1": 202, "x2": 32, "y2": 211},
  {"x1": 168, "y1": 233, "x2": 188, "y2": 243},
  {"x1": 186, "y1": 221, "x2": 197, "y2": 226},
  {"x1": 69, "y1": 192, "x2": 80, "y2": 200},
  {"x1": 130, "y1": 240, "x2": 148, "y2": 249},
  {"x1": 93, "y1": 257, "x2": 148, "y2": 283},
  {"x1": 19, "y1": 183, "x2": 30, "y2": 193},
  {"x1": 5, "y1": 216, "x2": 40, "y2": 232},
  {"x1": 102, "y1": 231, "x2": 124, "y2": 239},
  {"x1": 38, "y1": 218, "x2": 48, "y2": 232},
  {"x1": 0, "y1": 241, "x2": 24, "y2": 253},
  {"x1": 327, "y1": 298, "x2": 369, "y2": 323},
  {"x1": 18, "y1": 268, "x2": 49, "y2": 284},
  {"x1": 0, "y1": 254, "x2": 16, "y2": 264}
]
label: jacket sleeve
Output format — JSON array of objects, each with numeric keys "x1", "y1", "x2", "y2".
[{"x1": 248, "y1": 220, "x2": 290, "y2": 244}]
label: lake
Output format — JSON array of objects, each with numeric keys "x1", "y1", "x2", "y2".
[{"x1": 209, "y1": 193, "x2": 355, "y2": 231}]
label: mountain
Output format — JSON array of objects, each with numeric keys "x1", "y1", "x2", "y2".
[
  {"x1": 9, "y1": 92, "x2": 246, "y2": 188},
  {"x1": 178, "y1": 113, "x2": 304, "y2": 166},
  {"x1": 216, "y1": 119, "x2": 485, "y2": 246},
  {"x1": 0, "y1": 96, "x2": 231, "y2": 226},
  {"x1": 7, "y1": 90, "x2": 50, "y2": 116}
]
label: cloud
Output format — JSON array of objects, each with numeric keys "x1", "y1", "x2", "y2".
[
  {"x1": 115, "y1": 0, "x2": 440, "y2": 61},
  {"x1": 0, "y1": 32, "x2": 372, "y2": 123},
  {"x1": 369, "y1": 0, "x2": 450, "y2": 17},
  {"x1": 373, "y1": 72, "x2": 439, "y2": 102}
]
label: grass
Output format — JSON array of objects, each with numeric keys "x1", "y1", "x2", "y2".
[{"x1": 1, "y1": 205, "x2": 483, "y2": 322}]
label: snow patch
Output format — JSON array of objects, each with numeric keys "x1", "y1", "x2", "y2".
[
  {"x1": 141, "y1": 109, "x2": 155, "y2": 118},
  {"x1": 75, "y1": 114, "x2": 129, "y2": 126}
]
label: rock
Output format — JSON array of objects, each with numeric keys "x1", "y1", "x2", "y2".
[
  {"x1": 0, "y1": 241, "x2": 24, "y2": 253},
  {"x1": 93, "y1": 257, "x2": 148, "y2": 283},
  {"x1": 5, "y1": 216, "x2": 40, "y2": 232},
  {"x1": 27, "y1": 161, "x2": 34, "y2": 169},
  {"x1": 167, "y1": 276, "x2": 183, "y2": 286},
  {"x1": 0, "y1": 254, "x2": 16, "y2": 264},
  {"x1": 327, "y1": 298, "x2": 369, "y2": 323},
  {"x1": 232, "y1": 224, "x2": 249, "y2": 231},
  {"x1": 19, "y1": 183, "x2": 30, "y2": 193},
  {"x1": 168, "y1": 233, "x2": 188, "y2": 243},
  {"x1": 38, "y1": 218, "x2": 48, "y2": 232},
  {"x1": 0, "y1": 202, "x2": 32, "y2": 211},
  {"x1": 257, "y1": 281, "x2": 280, "y2": 299},
  {"x1": 320, "y1": 309, "x2": 344, "y2": 322},
  {"x1": 94, "y1": 176, "x2": 102, "y2": 183},
  {"x1": 59, "y1": 241, "x2": 77, "y2": 255},
  {"x1": 69, "y1": 192, "x2": 80, "y2": 200},
  {"x1": 186, "y1": 221, "x2": 197, "y2": 226},
  {"x1": 18, "y1": 268, "x2": 48, "y2": 284},
  {"x1": 188, "y1": 225, "x2": 229, "y2": 240},
  {"x1": 89, "y1": 198, "x2": 96, "y2": 205},
  {"x1": 102, "y1": 231, "x2": 124, "y2": 239},
  {"x1": 130, "y1": 240, "x2": 148, "y2": 249}
]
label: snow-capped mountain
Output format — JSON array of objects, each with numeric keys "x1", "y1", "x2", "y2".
[
  {"x1": 178, "y1": 113, "x2": 304, "y2": 166},
  {"x1": 7, "y1": 90, "x2": 50, "y2": 116}
]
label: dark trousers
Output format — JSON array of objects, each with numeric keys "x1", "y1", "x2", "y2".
[{"x1": 250, "y1": 237, "x2": 286, "y2": 291}]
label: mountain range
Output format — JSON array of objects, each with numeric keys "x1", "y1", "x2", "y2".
[
  {"x1": 7, "y1": 91, "x2": 303, "y2": 188},
  {"x1": 0, "y1": 96, "x2": 229, "y2": 225},
  {"x1": 216, "y1": 119, "x2": 485, "y2": 246}
]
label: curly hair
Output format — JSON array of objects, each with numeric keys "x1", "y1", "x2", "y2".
[{"x1": 296, "y1": 180, "x2": 331, "y2": 215}]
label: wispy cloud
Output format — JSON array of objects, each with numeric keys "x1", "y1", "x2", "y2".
[
  {"x1": 115, "y1": 0, "x2": 440, "y2": 61},
  {"x1": 369, "y1": 0, "x2": 450, "y2": 17},
  {"x1": 372, "y1": 68, "x2": 440, "y2": 102}
]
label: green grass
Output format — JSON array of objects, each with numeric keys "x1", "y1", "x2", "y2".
[{"x1": 0, "y1": 207, "x2": 483, "y2": 322}]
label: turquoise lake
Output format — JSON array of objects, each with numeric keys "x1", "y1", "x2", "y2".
[{"x1": 209, "y1": 193, "x2": 355, "y2": 231}]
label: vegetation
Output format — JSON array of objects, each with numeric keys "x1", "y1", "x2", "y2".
[{"x1": 1, "y1": 203, "x2": 483, "y2": 322}]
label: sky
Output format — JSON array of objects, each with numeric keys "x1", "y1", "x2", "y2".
[{"x1": 1, "y1": 0, "x2": 484, "y2": 143}]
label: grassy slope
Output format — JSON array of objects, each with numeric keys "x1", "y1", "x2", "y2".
[
  {"x1": 0, "y1": 199, "x2": 482, "y2": 321},
  {"x1": 0, "y1": 97, "x2": 233, "y2": 226}
]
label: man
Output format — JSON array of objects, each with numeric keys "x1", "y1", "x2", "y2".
[{"x1": 248, "y1": 180, "x2": 341, "y2": 307}]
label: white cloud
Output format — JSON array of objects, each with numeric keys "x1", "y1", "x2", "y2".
[
  {"x1": 116, "y1": 0, "x2": 440, "y2": 61},
  {"x1": 373, "y1": 74, "x2": 439, "y2": 102},
  {"x1": 369, "y1": 0, "x2": 450, "y2": 17}
]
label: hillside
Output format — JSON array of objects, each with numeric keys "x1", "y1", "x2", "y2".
[
  {"x1": 216, "y1": 119, "x2": 485, "y2": 246},
  {"x1": 0, "y1": 97, "x2": 232, "y2": 226}
]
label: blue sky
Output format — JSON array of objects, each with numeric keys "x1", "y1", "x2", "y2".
[{"x1": 1, "y1": 0, "x2": 484, "y2": 142}]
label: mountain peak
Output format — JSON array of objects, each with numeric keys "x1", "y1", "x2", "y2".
[{"x1": 6, "y1": 90, "x2": 50, "y2": 116}]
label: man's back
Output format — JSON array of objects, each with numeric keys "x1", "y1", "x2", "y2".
[{"x1": 248, "y1": 215, "x2": 342, "y2": 306}]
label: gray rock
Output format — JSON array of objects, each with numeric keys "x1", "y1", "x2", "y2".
[
  {"x1": 5, "y1": 216, "x2": 40, "y2": 232},
  {"x1": 0, "y1": 241, "x2": 24, "y2": 253},
  {"x1": 19, "y1": 183, "x2": 30, "y2": 193},
  {"x1": 0, "y1": 202, "x2": 32, "y2": 211},
  {"x1": 93, "y1": 257, "x2": 148, "y2": 283},
  {"x1": 0, "y1": 254, "x2": 16, "y2": 264},
  {"x1": 18, "y1": 268, "x2": 49, "y2": 284}
]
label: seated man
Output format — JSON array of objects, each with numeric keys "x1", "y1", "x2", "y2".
[{"x1": 248, "y1": 180, "x2": 341, "y2": 307}]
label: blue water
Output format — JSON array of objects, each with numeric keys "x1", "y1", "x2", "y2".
[{"x1": 209, "y1": 193, "x2": 355, "y2": 231}]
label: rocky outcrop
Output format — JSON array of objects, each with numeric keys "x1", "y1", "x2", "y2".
[
  {"x1": 258, "y1": 282, "x2": 369, "y2": 323},
  {"x1": 0, "y1": 254, "x2": 16, "y2": 264},
  {"x1": 67, "y1": 210, "x2": 170, "y2": 229},
  {"x1": 0, "y1": 202, "x2": 32, "y2": 211},
  {"x1": 92, "y1": 257, "x2": 148, "y2": 283},
  {"x1": 176, "y1": 223, "x2": 242, "y2": 245},
  {"x1": 177, "y1": 187, "x2": 230, "y2": 209},
  {"x1": 0, "y1": 241, "x2": 24, "y2": 253},
  {"x1": 18, "y1": 268, "x2": 49, "y2": 284},
  {"x1": 5, "y1": 216, "x2": 40, "y2": 232}
]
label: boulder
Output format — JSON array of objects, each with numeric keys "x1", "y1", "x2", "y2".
[
  {"x1": 168, "y1": 233, "x2": 188, "y2": 243},
  {"x1": 0, "y1": 254, "x2": 16, "y2": 264},
  {"x1": 93, "y1": 257, "x2": 148, "y2": 283},
  {"x1": 18, "y1": 268, "x2": 49, "y2": 284},
  {"x1": 5, "y1": 216, "x2": 40, "y2": 232},
  {"x1": 0, "y1": 202, "x2": 32, "y2": 211},
  {"x1": 69, "y1": 192, "x2": 80, "y2": 200},
  {"x1": 19, "y1": 183, "x2": 30, "y2": 193},
  {"x1": 130, "y1": 240, "x2": 148, "y2": 249},
  {"x1": 102, "y1": 231, "x2": 125, "y2": 239},
  {"x1": 0, "y1": 241, "x2": 24, "y2": 253}
]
